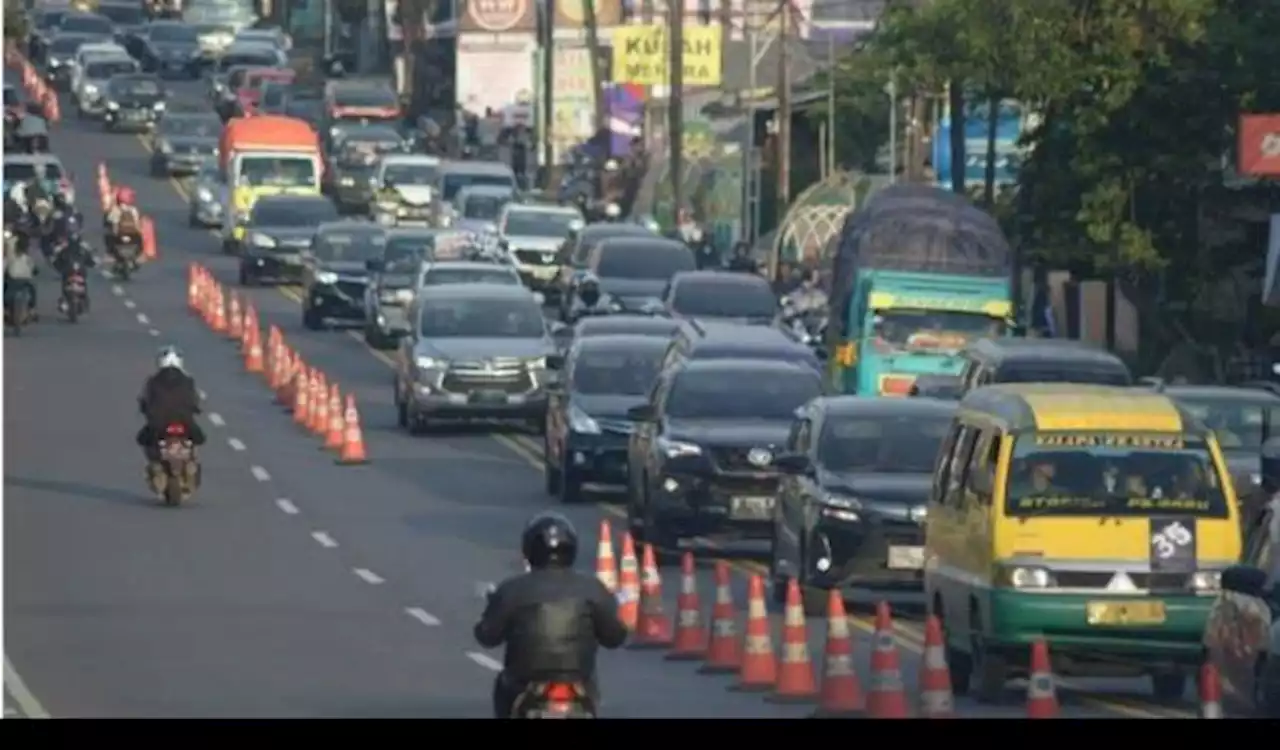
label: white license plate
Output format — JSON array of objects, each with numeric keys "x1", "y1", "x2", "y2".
[
  {"x1": 161, "y1": 442, "x2": 191, "y2": 461},
  {"x1": 730, "y1": 496, "x2": 774, "y2": 520},
  {"x1": 886, "y1": 545, "x2": 924, "y2": 570}
]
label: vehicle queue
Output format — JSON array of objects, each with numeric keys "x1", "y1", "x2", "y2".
[{"x1": 5, "y1": 1, "x2": 1280, "y2": 719}]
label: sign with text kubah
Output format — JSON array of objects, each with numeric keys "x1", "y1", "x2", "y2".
[{"x1": 611, "y1": 25, "x2": 722, "y2": 87}]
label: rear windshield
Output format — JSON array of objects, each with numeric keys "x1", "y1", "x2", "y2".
[
  {"x1": 995, "y1": 361, "x2": 1133, "y2": 386},
  {"x1": 424, "y1": 267, "x2": 517, "y2": 286},
  {"x1": 98, "y1": 5, "x2": 144, "y2": 25},
  {"x1": 673, "y1": 278, "x2": 777, "y2": 319},
  {"x1": 1004, "y1": 432, "x2": 1229, "y2": 518},
  {"x1": 5, "y1": 161, "x2": 64, "y2": 182},
  {"x1": 60, "y1": 15, "x2": 113, "y2": 36},
  {"x1": 819, "y1": 413, "x2": 953, "y2": 474},
  {"x1": 149, "y1": 24, "x2": 198, "y2": 43},
  {"x1": 87, "y1": 60, "x2": 139, "y2": 78},
  {"x1": 597, "y1": 244, "x2": 695, "y2": 280}
]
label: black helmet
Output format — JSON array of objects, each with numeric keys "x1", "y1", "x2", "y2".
[
  {"x1": 579, "y1": 277, "x2": 600, "y2": 306},
  {"x1": 522, "y1": 511, "x2": 579, "y2": 569}
]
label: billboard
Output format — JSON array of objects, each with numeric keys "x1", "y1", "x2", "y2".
[
  {"x1": 1239, "y1": 114, "x2": 1280, "y2": 177},
  {"x1": 611, "y1": 25, "x2": 722, "y2": 86},
  {"x1": 932, "y1": 98, "x2": 1025, "y2": 189}
]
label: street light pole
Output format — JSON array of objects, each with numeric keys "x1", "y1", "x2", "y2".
[{"x1": 887, "y1": 73, "x2": 897, "y2": 183}]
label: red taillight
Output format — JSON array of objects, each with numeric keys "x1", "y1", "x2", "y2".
[
  {"x1": 165, "y1": 424, "x2": 187, "y2": 436},
  {"x1": 59, "y1": 178, "x2": 71, "y2": 191},
  {"x1": 544, "y1": 683, "x2": 576, "y2": 702}
]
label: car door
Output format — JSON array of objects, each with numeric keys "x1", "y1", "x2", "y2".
[
  {"x1": 775, "y1": 410, "x2": 813, "y2": 567},
  {"x1": 544, "y1": 344, "x2": 576, "y2": 467},
  {"x1": 628, "y1": 372, "x2": 668, "y2": 508}
]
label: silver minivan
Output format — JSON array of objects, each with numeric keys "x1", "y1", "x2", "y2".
[{"x1": 433, "y1": 161, "x2": 517, "y2": 229}]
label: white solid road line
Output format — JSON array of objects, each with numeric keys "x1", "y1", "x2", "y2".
[
  {"x1": 249, "y1": 465, "x2": 271, "y2": 482},
  {"x1": 466, "y1": 652, "x2": 503, "y2": 672},
  {"x1": 227, "y1": 438, "x2": 246, "y2": 451},
  {"x1": 123, "y1": 299, "x2": 136, "y2": 309},
  {"x1": 275, "y1": 498, "x2": 299, "y2": 515},
  {"x1": 208, "y1": 413, "x2": 225, "y2": 427},
  {"x1": 352, "y1": 568, "x2": 384, "y2": 585},
  {"x1": 311, "y1": 531, "x2": 338, "y2": 548},
  {"x1": 3, "y1": 657, "x2": 50, "y2": 719},
  {"x1": 405, "y1": 607, "x2": 441, "y2": 626}
]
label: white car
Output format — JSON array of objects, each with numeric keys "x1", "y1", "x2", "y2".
[
  {"x1": 371, "y1": 154, "x2": 442, "y2": 227},
  {"x1": 70, "y1": 42, "x2": 130, "y2": 92},
  {"x1": 74, "y1": 55, "x2": 139, "y2": 118}
]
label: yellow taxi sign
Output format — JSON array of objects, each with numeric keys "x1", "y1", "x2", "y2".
[
  {"x1": 611, "y1": 26, "x2": 722, "y2": 87},
  {"x1": 868, "y1": 291, "x2": 1011, "y2": 318}
]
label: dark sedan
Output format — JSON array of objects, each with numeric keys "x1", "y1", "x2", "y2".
[
  {"x1": 102, "y1": 73, "x2": 167, "y2": 132},
  {"x1": 770, "y1": 397, "x2": 956, "y2": 614},
  {"x1": 148, "y1": 110, "x2": 220, "y2": 176},
  {"x1": 1154, "y1": 384, "x2": 1280, "y2": 497},
  {"x1": 301, "y1": 222, "x2": 387, "y2": 329},
  {"x1": 238, "y1": 195, "x2": 339, "y2": 285},
  {"x1": 135, "y1": 20, "x2": 201, "y2": 78},
  {"x1": 545, "y1": 335, "x2": 669, "y2": 503}
]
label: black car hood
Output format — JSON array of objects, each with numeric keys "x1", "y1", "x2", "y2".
[
  {"x1": 576, "y1": 394, "x2": 646, "y2": 420},
  {"x1": 377, "y1": 273, "x2": 416, "y2": 289},
  {"x1": 253, "y1": 226, "x2": 315, "y2": 246},
  {"x1": 317, "y1": 260, "x2": 369, "y2": 277},
  {"x1": 819, "y1": 471, "x2": 932, "y2": 506},
  {"x1": 113, "y1": 93, "x2": 164, "y2": 107},
  {"x1": 152, "y1": 42, "x2": 197, "y2": 55},
  {"x1": 167, "y1": 136, "x2": 217, "y2": 151},
  {"x1": 667, "y1": 418, "x2": 791, "y2": 449}
]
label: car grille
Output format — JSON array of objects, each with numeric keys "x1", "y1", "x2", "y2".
[
  {"x1": 1053, "y1": 571, "x2": 1192, "y2": 591},
  {"x1": 711, "y1": 446, "x2": 778, "y2": 474},
  {"x1": 515, "y1": 249, "x2": 556, "y2": 265},
  {"x1": 878, "y1": 519, "x2": 925, "y2": 546},
  {"x1": 440, "y1": 369, "x2": 534, "y2": 395}
]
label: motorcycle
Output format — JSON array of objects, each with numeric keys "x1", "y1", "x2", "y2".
[
  {"x1": 510, "y1": 681, "x2": 596, "y2": 719},
  {"x1": 113, "y1": 231, "x2": 141, "y2": 281},
  {"x1": 5, "y1": 279, "x2": 37, "y2": 336},
  {"x1": 59, "y1": 260, "x2": 89, "y2": 323},
  {"x1": 154, "y1": 423, "x2": 200, "y2": 506}
]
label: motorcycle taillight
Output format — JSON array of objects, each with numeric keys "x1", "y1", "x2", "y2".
[
  {"x1": 165, "y1": 423, "x2": 187, "y2": 436},
  {"x1": 543, "y1": 683, "x2": 576, "y2": 702}
]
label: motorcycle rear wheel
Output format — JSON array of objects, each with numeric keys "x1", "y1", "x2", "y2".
[{"x1": 163, "y1": 466, "x2": 183, "y2": 506}]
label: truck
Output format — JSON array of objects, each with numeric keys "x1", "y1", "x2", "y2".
[
  {"x1": 218, "y1": 115, "x2": 323, "y2": 254},
  {"x1": 826, "y1": 184, "x2": 1015, "y2": 396}
]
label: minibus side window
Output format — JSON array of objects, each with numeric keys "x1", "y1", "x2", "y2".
[
  {"x1": 931, "y1": 421, "x2": 962, "y2": 503},
  {"x1": 964, "y1": 429, "x2": 997, "y2": 505},
  {"x1": 945, "y1": 426, "x2": 978, "y2": 507}
]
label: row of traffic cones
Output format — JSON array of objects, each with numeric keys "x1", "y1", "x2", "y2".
[
  {"x1": 590, "y1": 519, "x2": 1225, "y2": 718},
  {"x1": 95, "y1": 162, "x2": 158, "y2": 262},
  {"x1": 186, "y1": 262, "x2": 368, "y2": 464},
  {"x1": 7, "y1": 44, "x2": 61, "y2": 123}
]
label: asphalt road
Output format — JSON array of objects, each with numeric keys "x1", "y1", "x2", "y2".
[{"x1": 2, "y1": 75, "x2": 1202, "y2": 718}]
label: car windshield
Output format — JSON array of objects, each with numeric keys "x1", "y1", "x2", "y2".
[
  {"x1": 462, "y1": 194, "x2": 508, "y2": 219},
  {"x1": 98, "y1": 5, "x2": 143, "y2": 25},
  {"x1": 149, "y1": 24, "x2": 198, "y2": 43},
  {"x1": 238, "y1": 157, "x2": 317, "y2": 188},
  {"x1": 597, "y1": 245, "x2": 695, "y2": 280},
  {"x1": 195, "y1": 23, "x2": 235, "y2": 37},
  {"x1": 335, "y1": 89, "x2": 398, "y2": 109},
  {"x1": 161, "y1": 116, "x2": 219, "y2": 137},
  {"x1": 4, "y1": 161, "x2": 64, "y2": 182},
  {"x1": 673, "y1": 279, "x2": 778, "y2": 319},
  {"x1": 819, "y1": 414, "x2": 953, "y2": 473},
  {"x1": 870, "y1": 309, "x2": 1006, "y2": 354},
  {"x1": 314, "y1": 231, "x2": 385, "y2": 261},
  {"x1": 571, "y1": 347, "x2": 664, "y2": 396},
  {"x1": 61, "y1": 16, "x2": 113, "y2": 35},
  {"x1": 252, "y1": 200, "x2": 336, "y2": 226},
  {"x1": 86, "y1": 60, "x2": 137, "y2": 78},
  {"x1": 442, "y1": 172, "x2": 514, "y2": 201},
  {"x1": 38, "y1": 11, "x2": 66, "y2": 29},
  {"x1": 109, "y1": 77, "x2": 161, "y2": 96},
  {"x1": 504, "y1": 211, "x2": 578, "y2": 238},
  {"x1": 1175, "y1": 397, "x2": 1280, "y2": 450},
  {"x1": 667, "y1": 369, "x2": 821, "y2": 420},
  {"x1": 383, "y1": 163, "x2": 437, "y2": 185},
  {"x1": 418, "y1": 298, "x2": 545, "y2": 338},
  {"x1": 50, "y1": 37, "x2": 87, "y2": 54},
  {"x1": 1005, "y1": 432, "x2": 1229, "y2": 518},
  {"x1": 383, "y1": 236, "x2": 432, "y2": 272},
  {"x1": 424, "y1": 267, "x2": 517, "y2": 286},
  {"x1": 220, "y1": 53, "x2": 276, "y2": 71},
  {"x1": 995, "y1": 362, "x2": 1132, "y2": 386}
]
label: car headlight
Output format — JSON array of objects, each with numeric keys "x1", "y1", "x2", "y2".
[
  {"x1": 106, "y1": 100, "x2": 119, "y2": 110},
  {"x1": 159, "y1": 142, "x2": 173, "y2": 154},
  {"x1": 394, "y1": 288, "x2": 415, "y2": 303},
  {"x1": 996, "y1": 565, "x2": 1055, "y2": 590},
  {"x1": 415, "y1": 356, "x2": 444, "y2": 370},
  {"x1": 656, "y1": 436, "x2": 702, "y2": 459},
  {"x1": 83, "y1": 83, "x2": 97, "y2": 95},
  {"x1": 1188, "y1": 571, "x2": 1221, "y2": 592},
  {"x1": 524, "y1": 357, "x2": 546, "y2": 370},
  {"x1": 315, "y1": 271, "x2": 338, "y2": 285},
  {"x1": 196, "y1": 187, "x2": 214, "y2": 202},
  {"x1": 339, "y1": 176, "x2": 355, "y2": 187},
  {"x1": 568, "y1": 404, "x2": 600, "y2": 435},
  {"x1": 153, "y1": 101, "x2": 166, "y2": 111},
  {"x1": 438, "y1": 215, "x2": 452, "y2": 227},
  {"x1": 376, "y1": 201, "x2": 398, "y2": 212},
  {"x1": 250, "y1": 232, "x2": 276, "y2": 248},
  {"x1": 819, "y1": 492, "x2": 862, "y2": 522}
]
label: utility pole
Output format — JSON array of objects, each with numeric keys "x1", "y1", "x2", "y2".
[
  {"x1": 582, "y1": 0, "x2": 606, "y2": 141},
  {"x1": 771, "y1": 0, "x2": 792, "y2": 281},
  {"x1": 667, "y1": 0, "x2": 684, "y2": 223}
]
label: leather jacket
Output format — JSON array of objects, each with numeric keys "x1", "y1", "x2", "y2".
[
  {"x1": 474, "y1": 567, "x2": 627, "y2": 683},
  {"x1": 139, "y1": 367, "x2": 201, "y2": 431}
]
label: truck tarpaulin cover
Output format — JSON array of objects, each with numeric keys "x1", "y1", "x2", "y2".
[
  {"x1": 218, "y1": 115, "x2": 320, "y2": 170},
  {"x1": 830, "y1": 184, "x2": 1013, "y2": 336}
]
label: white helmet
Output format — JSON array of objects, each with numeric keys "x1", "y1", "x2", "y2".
[
  {"x1": 604, "y1": 202, "x2": 621, "y2": 218},
  {"x1": 157, "y1": 345, "x2": 185, "y2": 371}
]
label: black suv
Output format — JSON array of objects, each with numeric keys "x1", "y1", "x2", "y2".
[
  {"x1": 300, "y1": 221, "x2": 387, "y2": 330},
  {"x1": 624, "y1": 358, "x2": 824, "y2": 551},
  {"x1": 661, "y1": 269, "x2": 780, "y2": 324},
  {"x1": 657, "y1": 319, "x2": 821, "y2": 374}
]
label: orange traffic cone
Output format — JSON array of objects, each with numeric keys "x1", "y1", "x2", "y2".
[
  {"x1": 595, "y1": 520, "x2": 617, "y2": 593},
  {"x1": 212, "y1": 287, "x2": 227, "y2": 333},
  {"x1": 239, "y1": 305, "x2": 255, "y2": 351},
  {"x1": 187, "y1": 263, "x2": 200, "y2": 311},
  {"x1": 766, "y1": 578, "x2": 817, "y2": 703},
  {"x1": 293, "y1": 365, "x2": 312, "y2": 426},
  {"x1": 323, "y1": 384, "x2": 344, "y2": 451},
  {"x1": 245, "y1": 325, "x2": 264, "y2": 374},
  {"x1": 1199, "y1": 662, "x2": 1223, "y2": 719},
  {"x1": 866, "y1": 602, "x2": 909, "y2": 718},
  {"x1": 666, "y1": 552, "x2": 706, "y2": 660},
  {"x1": 140, "y1": 216, "x2": 157, "y2": 261},
  {"x1": 336, "y1": 394, "x2": 368, "y2": 464},
  {"x1": 309, "y1": 371, "x2": 328, "y2": 435},
  {"x1": 813, "y1": 590, "x2": 863, "y2": 717},
  {"x1": 732, "y1": 574, "x2": 777, "y2": 692},
  {"x1": 918, "y1": 615, "x2": 954, "y2": 718},
  {"x1": 630, "y1": 544, "x2": 673, "y2": 649},
  {"x1": 277, "y1": 349, "x2": 297, "y2": 407},
  {"x1": 698, "y1": 560, "x2": 741, "y2": 674},
  {"x1": 266, "y1": 327, "x2": 283, "y2": 387},
  {"x1": 227, "y1": 293, "x2": 243, "y2": 341},
  {"x1": 43, "y1": 90, "x2": 60, "y2": 124},
  {"x1": 1026, "y1": 639, "x2": 1059, "y2": 719},
  {"x1": 616, "y1": 532, "x2": 640, "y2": 630}
]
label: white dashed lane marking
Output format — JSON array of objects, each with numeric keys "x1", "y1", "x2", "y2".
[
  {"x1": 405, "y1": 607, "x2": 441, "y2": 627},
  {"x1": 275, "y1": 498, "x2": 299, "y2": 515},
  {"x1": 123, "y1": 299, "x2": 136, "y2": 309},
  {"x1": 111, "y1": 285, "x2": 123, "y2": 296},
  {"x1": 208, "y1": 413, "x2": 225, "y2": 427},
  {"x1": 249, "y1": 465, "x2": 270, "y2": 482},
  {"x1": 227, "y1": 438, "x2": 246, "y2": 451},
  {"x1": 311, "y1": 531, "x2": 338, "y2": 548},
  {"x1": 198, "y1": 389, "x2": 208, "y2": 400},
  {"x1": 136, "y1": 313, "x2": 149, "y2": 325},
  {"x1": 148, "y1": 328, "x2": 160, "y2": 337},
  {"x1": 466, "y1": 652, "x2": 503, "y2": 672},
  {"x1": 352, "y1": 568, "x2": 384, "y2": 585}
]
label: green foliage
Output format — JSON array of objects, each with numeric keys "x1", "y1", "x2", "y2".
[{"x1": 5, "y1": 4, "x2": 29, "y2": 41}]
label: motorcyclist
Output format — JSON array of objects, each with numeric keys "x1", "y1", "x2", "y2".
[
  {"x1": 136, "y1": 346, "x2": 207, "y2": 488},
  {"x1": 105, "y1": 186, "x2": 143, "y2": 260},
  {"x1": 725, "y1": 240, "x2": 759, "y2": 273},
  {"x1": 4, "y1": 240, "x2": 39, "y2": 316},
  {"x1": 53, "y1": 223, "x2": 96, "y2": 291},
  {"x1": 568, "y1": 275, "x2": 610, "y2": 321},
  {"x1": 679, "y1": 209, "x2": 717, "y2": 269},
  {"x1": 784, "y1": 268, "x2": 829, "y2": 315},
  {"x1": 474, "y1": 512, "x2": 627, "y2": 718}
]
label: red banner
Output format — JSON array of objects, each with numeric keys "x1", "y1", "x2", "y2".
[{"x1": 1238, "y1": 114, "x2": 1280, "y2": 176}]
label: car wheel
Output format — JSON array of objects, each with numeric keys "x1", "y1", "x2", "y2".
[
  {"x1": 302, "y1": 305, "x2": 324, "y2": 331},
  {"x1": 970, "y1": 606, "x2": 1008, "y2": 704}
]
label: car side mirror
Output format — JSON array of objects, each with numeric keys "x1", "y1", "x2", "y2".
[
  {"x1": 365, "y1": 258, "x2": 384, "y2": 272},
  {"x1": 627, "y1": 404, "x2": 655, "y2": 422},
  {"x1": 772, "y1": 452, "x2": 813, "y2": 476},
  {"x1": 1220, "y1": 564, "x2": 1268, "y2": 598}
]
